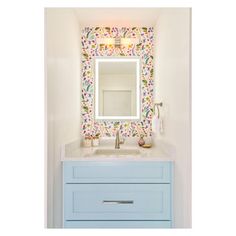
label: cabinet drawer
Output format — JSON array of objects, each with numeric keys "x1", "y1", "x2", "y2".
[
  {"x1": 63, "y1": 161, "x2": 172, "y2": 183},
  {"x1": 64, "y1": 183, "x2": 171, "y2": 220},
  {"x1": 64, "y1": 220, "x2": 171, "y2": 228}
]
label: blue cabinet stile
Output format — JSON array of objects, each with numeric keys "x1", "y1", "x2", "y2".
[{"x1": 63, "y1": 161, "x2": 173, "y2": 228}]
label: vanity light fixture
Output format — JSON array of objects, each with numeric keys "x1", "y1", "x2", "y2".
[{"x1": 97, "y1": 37, "x2": 140, "y2": 48}]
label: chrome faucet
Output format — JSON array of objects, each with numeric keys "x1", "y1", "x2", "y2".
[{"x1": 115, "y1": 130, "x2": 124, "y2": 149}]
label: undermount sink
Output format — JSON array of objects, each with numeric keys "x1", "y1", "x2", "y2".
[{"x1": 94, "y1": 149, "x2": 141, "y2": 156}]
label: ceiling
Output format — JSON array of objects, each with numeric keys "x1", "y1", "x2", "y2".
[{"x1": 74, "y1": 8, "x2": 162, "y2": 27}]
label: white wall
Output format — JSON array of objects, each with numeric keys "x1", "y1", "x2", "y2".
[
  {"x1": 99, "y1": 74, "x2": 136, "y2": 116},
  {"x1": 154, "y1": 9, "x2": 191, "y2": 228},
  {"x1": 45, "y1": 8, "x2": 81, "y2": 228}
]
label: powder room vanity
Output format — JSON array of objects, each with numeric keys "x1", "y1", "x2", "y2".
[
  {"x1": 60, "y1": 54, "x2": 175, "y2": 228},
  {"x1": 62, "y1": 140, "x2": 174, "y2": 228}
]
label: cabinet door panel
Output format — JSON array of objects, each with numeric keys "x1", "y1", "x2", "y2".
[{"x1": 64, "y1": 183, "x2": 171, "y2": 220}]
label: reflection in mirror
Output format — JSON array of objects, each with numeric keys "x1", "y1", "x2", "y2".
[{"x1": 95, "y1": 58, "x2": 140, "y2": 120}]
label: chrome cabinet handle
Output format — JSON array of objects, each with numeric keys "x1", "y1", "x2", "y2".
[{"x1": 102, "y1": 200, "x2": 134, "y2": 204}]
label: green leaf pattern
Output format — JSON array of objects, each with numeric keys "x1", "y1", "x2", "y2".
[{"x1": 81, "y1": 27, "x2": 154, "y2": 137}]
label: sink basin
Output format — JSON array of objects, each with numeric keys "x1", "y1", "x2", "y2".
[{"x1": 94, "y1": 149, "x2": 141, "y2": 156}]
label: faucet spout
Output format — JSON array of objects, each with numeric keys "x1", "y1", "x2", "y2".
[{"x1": 115, "y1": 130, "x2": 120, "y2": 149}]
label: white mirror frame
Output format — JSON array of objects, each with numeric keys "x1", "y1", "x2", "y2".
[{"x1": 95, "y1": 57, "x2": 141, "y2": 121}]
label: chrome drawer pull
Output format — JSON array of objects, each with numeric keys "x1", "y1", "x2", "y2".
[{"x1": 102, "y1": 200, "x2": 134, "y2": 205}]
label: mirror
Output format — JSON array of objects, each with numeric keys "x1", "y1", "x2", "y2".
[
  {"x1": 95, "y1": 58, "x2": 140, "y2": 120},
  {"x1": 95, "y1": 57, "x2": 140, "y2": 120}
]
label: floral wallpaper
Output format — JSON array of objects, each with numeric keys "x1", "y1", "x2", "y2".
[{"x1": 81, "y1": 27, "x2": 154, "y2": 137}]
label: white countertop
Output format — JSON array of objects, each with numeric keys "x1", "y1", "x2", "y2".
[{"x1": 61, "y1": 138, "x2": 175, "y2": 162}]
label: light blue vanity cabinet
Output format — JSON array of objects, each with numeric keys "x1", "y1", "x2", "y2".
[{"x1": 63, "y1": 161, "x2": 173, "y2": 228}]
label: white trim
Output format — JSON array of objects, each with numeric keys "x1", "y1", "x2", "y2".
[{"x1": 95, "y1": 59, "x2": 99, "y2": 119}]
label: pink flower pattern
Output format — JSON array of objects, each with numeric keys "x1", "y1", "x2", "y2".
[{"x1": 81, "y1": 27, "x2": 154, "y2": 137}]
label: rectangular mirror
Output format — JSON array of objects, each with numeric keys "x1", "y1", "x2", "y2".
[{"x1": 95, "y1": 57, "x2": 140, "y2": 120}]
